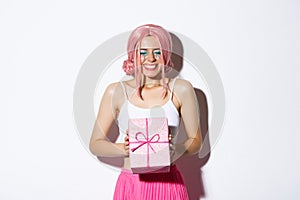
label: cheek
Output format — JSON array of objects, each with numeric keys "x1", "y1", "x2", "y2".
[
  {"x1": 140, "y1": 56, "x2": 146, "y2": 63},
  {"x1": 157, "y1": 58, "x2": 163, "y2": 64}
]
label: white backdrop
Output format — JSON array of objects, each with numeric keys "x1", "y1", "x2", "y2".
[{"x1": 1, "y1": 0, "x2": 300, "y2": 199}]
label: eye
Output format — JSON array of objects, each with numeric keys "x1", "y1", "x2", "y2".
[
  {"x1": 140, "y1": 50, "x2": 148, "y2": 56},
  {"x1": 153, "y1": 50, "x2": 161, "y2": 55}
]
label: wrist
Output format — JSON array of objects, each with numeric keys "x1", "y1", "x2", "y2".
[{"x1": 116, "y1": 143, "x2": 129, "y2": 157}]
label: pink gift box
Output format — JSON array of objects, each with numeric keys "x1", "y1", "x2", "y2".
[{"x1": 128, "y1": 117, "x2": 170, "y2": 174}]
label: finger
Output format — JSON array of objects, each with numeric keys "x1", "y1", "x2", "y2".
[{"x1": 124, "y1": 142, "x2": 130, "y2": 152}]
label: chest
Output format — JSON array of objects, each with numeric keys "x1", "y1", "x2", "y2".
[{"x1": 130, "y1": 87, "x2": 171, "y2": 108}]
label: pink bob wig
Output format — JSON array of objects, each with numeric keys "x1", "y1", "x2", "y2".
[{"x1": 122, "y1": 24, "x2": 174, "y2": 99}]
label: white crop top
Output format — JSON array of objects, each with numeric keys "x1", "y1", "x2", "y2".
[{"x1": 115, "y1": 78, "x2": 180, "y2": 143}]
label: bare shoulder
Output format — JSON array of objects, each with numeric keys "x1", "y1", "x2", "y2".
[
  {"x1": 101, "y1": 82, "x2": 125, "y2": 107},
  {"x1": 173, "y1": 78, "x2": 195, "y2": 94},
  {"x1": 104, "y1": 82, "x2": 121, "y2": 95},
  {"x1": 171, "y1": 78, "x2": 196, "y2": 106}
]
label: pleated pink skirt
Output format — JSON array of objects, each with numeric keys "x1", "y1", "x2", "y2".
[{"x1": 113, "y1": 165, "x2": 189, "y2": 200}]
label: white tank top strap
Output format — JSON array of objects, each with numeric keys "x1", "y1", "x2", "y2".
[
  {"x1": 169, "y1": 77, "x2": 178, "y2": 100},
  {"x1": 119, "y1": 81, "x2": 128, "y2": 100}
]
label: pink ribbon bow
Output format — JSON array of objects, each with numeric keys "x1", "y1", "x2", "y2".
[{"x1": 131, "y1": 132, "x2": 160, "y2": 153}]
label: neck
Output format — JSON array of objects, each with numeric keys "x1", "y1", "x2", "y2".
[{"x1": 143, "y1": 76, "x2": 168, "y2": 87}]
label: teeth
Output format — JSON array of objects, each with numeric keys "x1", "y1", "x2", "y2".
[{"x1": 144, "y1": 65, "x2": 156, "y2": 70}]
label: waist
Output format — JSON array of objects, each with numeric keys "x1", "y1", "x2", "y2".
[{"x1": 122, "y1": 164, "x2": 177, "y2": 174}]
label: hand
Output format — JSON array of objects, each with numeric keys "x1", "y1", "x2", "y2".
[
  {"x1": 168, "y1": 132, "x2": 172, "y2": 146},
  {"x1": 169, "y1": 133, "x2": 176, "y2": 162},
  {"x1": 124, "y1": 130, "x2": 130, "y2": 156}
]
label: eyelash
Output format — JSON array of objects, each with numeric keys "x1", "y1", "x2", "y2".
[
  {"x1": 139, "y1": 50, "x2": 161, "y2": 56},
  {"x1": 140, "y1": 51, "x2": 148, "y2": 55},
  {"x1": 154, "y1": 50, "x2": 161, "y2": 55}
]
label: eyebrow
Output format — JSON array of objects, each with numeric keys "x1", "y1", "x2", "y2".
[{"x1": 140, "y1": 48, "x2": 161, "y2": 51}]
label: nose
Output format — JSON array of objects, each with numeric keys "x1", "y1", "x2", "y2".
[{"x1": 146, "y1": 52, "x2": 156, "y2": 62}]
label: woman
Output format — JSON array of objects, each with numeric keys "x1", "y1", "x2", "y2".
[{"x1": 90, "y1": 24, "x2": 202, "y2": 200}]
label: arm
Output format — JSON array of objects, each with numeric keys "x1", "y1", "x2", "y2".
[
  {"x1": 173, "y1": 79, "x2": 202, "y2": 158},
  {"x1": 89, "y1": 83, "x2": 128, "y2": 157}
]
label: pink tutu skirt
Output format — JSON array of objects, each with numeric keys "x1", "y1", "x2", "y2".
[{"x1": 113, "y1": 165, "x2": 189, "y2": 200}]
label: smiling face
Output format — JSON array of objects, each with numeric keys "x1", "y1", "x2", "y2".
[{"x1": 139, "y1": 36, "x2": 163, "y2": 79}]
